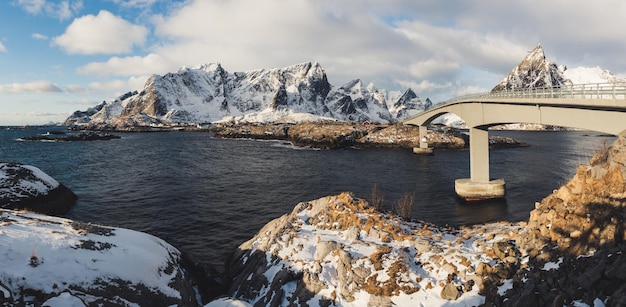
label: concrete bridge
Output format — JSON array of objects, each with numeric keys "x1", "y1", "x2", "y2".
[{"x1": 403, "y1": 83, "x2": 626, "y2": 200}]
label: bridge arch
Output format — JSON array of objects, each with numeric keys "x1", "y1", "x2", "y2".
[{"x1": 402, "y1": 83, "x2": 626, "y2": 201}]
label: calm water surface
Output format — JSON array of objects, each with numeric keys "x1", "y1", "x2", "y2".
[{"x1": 0, "y1": 128, "x2": 614, "y2": 272}]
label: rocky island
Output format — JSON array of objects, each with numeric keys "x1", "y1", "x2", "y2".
[{"x1": 210, "y1": 122, "x2": 526, "y2": 150}]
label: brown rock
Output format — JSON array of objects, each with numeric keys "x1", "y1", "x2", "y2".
[{"x1": 440, "y1": 282, "x2": 462, "y2": 300}]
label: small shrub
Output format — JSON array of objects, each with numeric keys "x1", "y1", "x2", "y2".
[
  {"x1": 395, "y1": 192, "x2": 415, "y2": 220},
  {"x1": 590, "y1": 140, "x2": 610, "y2": 166},
  {"x1": 370, "y1": 183, "x2": 385, "y2": 211}
]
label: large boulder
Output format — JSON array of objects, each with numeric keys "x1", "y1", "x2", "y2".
[
  {"x1": 0, "y1": 162, "x2": 77, "y2": 215},
  {"x1": 222, "y1": 192, "x2": 522, "y2": 306},
  {"x1": 0, "y1": 210, "x2": 198, "y2": 306}
]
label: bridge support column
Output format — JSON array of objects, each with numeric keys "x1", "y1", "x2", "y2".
[
  {"x1": 455, "y1": 127, "x2": 505, "y2": 201},
  {"x1": 412, "y1": 125, "x2": 433, "y2": 155}
]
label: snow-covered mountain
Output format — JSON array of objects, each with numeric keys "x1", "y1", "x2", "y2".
[
  {"x1": 492, "y1": 44, "x2": 570, "y2": 91},
  {"x1": 64, "y1": 62, "x2": 430, "y2": 128},
  {"x1": 493, "y1": 43, "x2": 625, "y2": 91}
]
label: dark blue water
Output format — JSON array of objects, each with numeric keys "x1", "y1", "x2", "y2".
[{"x1": 0, "y1": 127, "x2": 614, "y2": 272}]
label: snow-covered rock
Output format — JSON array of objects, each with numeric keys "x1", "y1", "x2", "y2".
[
  {"x1": 64, "y1": 62, "x2": 431, "y2": 129},
  {"x1": 0, "y1": 162, "x2": 77, "y2": 215},
  {"x1": 0, "y1": 209, "x2": 198, "y2": 306},
  {"x1": 222, "y1": 192, "x2": 523, "y2": 306}
]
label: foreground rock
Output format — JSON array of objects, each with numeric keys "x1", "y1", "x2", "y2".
[
  {"x1": 0, "y1": 162, "x2": 77, "y2": 215},
  {"x1": 211, "y1": 122, "x2": 526, "y2": 150},
  {"x1": 0, "y1": 209, "x2": 198, "y2": 306},
  {"x1": 222, "y1": 192, "x2": 523, "y2": 306}
]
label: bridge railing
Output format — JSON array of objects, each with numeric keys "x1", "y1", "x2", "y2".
[{"x1": 442, "y1": 82, "x2": 626, "y2": 105}]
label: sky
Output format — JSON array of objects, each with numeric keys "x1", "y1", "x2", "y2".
[{"x1": 1, "y1": 0, "x2": 625, "y2": 125}]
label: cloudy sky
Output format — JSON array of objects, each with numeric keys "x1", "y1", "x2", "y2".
[{"x1": 1, "y1": 0, "x2": 625, "y2": 125}]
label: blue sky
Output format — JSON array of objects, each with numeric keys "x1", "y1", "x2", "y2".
[{"x1": 1, "y1": 0, "x2": 625, "y2": 125}]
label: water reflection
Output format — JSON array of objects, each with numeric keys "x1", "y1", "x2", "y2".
[{"x1": 453, "y1": 197, "x2": 508, "y2": 225}]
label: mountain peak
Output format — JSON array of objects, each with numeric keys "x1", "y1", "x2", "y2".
[
  {"x1": 526, "y1": 43, "x2": 545, "y2": 62},
  {"x1": 492, "y1": 43, "x2": 569, "y2": 91}
]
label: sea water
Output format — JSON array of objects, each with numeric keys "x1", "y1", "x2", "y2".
[{"x1": 0, "y1": 127, "x2": 614, "y2": 272}]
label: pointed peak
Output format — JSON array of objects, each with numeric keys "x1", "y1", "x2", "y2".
[{"x1": 525, "y1": 43, "x2": 546, "y2": 62}]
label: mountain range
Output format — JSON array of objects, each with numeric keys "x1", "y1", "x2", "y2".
[
  {"x1": 65, "y1": 44, "x2": 625, "y2": 129},
  {"x1": 64, "y1": 62, "x2": 431, "y2": 129}
]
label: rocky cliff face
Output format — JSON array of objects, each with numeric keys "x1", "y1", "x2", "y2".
[{"x1": 65, "y1": 62, "x2": 430, "y2": 129}]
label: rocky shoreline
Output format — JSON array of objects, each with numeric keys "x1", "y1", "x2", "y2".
[{"x1": 210, "y1": 122, "x2": 528, "y2": 150}]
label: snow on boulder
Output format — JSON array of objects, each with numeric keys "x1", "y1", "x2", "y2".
[
  {"x1": 222, "y1": 192, "x2": 523, "y2": 306},
  {"x1": 0, "y1": 210, "x2": 198, "y2": 306},
  {"x1": 0, "y1": 162, "x2": 77, "y2": 215}
]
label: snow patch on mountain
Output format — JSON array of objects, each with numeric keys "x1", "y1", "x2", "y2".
[{"x1": 563, "y1": 66, "x2": 626, "y2": 84}]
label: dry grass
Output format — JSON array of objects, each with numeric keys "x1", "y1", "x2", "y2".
[
  {"x1": 590, "y1": 140, "x2": 610, "y2": 166},
  {"x1": 394, "y1": 192, "x2": 415, "y2": 220},
  {"x1": 369, "y1": 183, "x2": 385, "y2": 211}
]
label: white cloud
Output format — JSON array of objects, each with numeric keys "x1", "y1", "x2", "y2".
[
  {"x1": 70, "y1": 0, "x2": 626, "y2": 103},
  {"x1": 77, "y1": 53, "x2": 170, "y2": 76},
  {"x1": 0, "y1": 42, "x2": 6, "y2": 52},
  {"x1": 88, "y1": 79, "x2": 129, "y2": 91},
  {"x1": 107, "y1": 0, "x2": 159, "y2": 7},
  {"x1": 15, "y1": 0, "x2": 83, "y2": 21},
  {"x1": 32, "y1": 33, "x2": 48, "y2": 40},
  {"x1": 88, "y1": 76, "x2": 149, "y2": 95},
  {"x1": 64, "y1": 84, "x2": 87, "y2": 93},
  {"x1": 0, "y1": 81, "x2": 63, "y2": 94},
  {"x1": 53, "y1": 10, "x2": 148, "y2": 55}
]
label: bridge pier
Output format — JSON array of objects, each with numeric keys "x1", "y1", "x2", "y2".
[
  {"x1": 455, "y1": 127, "x2": 506, "y2": 201},
  {"x1": 412, "y1": 125, "x2": 433, "y2": 155}
]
